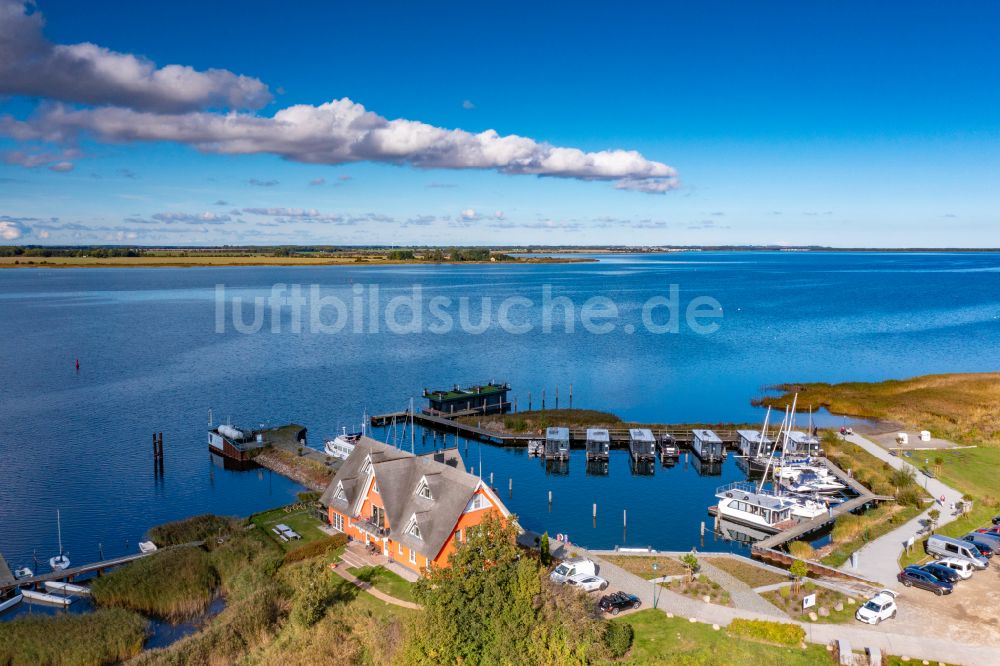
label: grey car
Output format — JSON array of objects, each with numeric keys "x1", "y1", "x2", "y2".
[{"x1": 964, "y1": 531, "x2": 1000, "y2": 554}]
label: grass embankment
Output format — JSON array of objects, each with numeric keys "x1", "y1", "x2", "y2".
[
  {"x1": 254, "y1": 446, "x2": 333, "y2": 491},
  {"x1": 348, "y1": 566, "x2": 417, "y2": 603},
  {"x1": 818, "y1": 432, "x2": 928, "y2": 567},
  {"x1": 463, "y1": 408, "x2": 759, "y2": 437},
  {"x1": 91, "y1": 547, "x2": 219, "y2": 621},
  {"x1": 0, "y1": 608, "x2": 147, "y2": 666},
  {"x1": 599, "y1": 554, "x2": 686, "y2": 579},
  {"x1": 148, "y1": 514, "x2": 240, "y2": 546},
  {"x1": 757, "y1": 372, "x2": 1000, "y2": 446},
  {"x1": 762, "y1": 581, "x2": 854, "y2": 624},
  {"x1": 618, "y1": 611, "x2": 825, "y2": 664},
  {"x1": 250, "y1": 504, "x2": 330, "y2": 552},
  {"x1": 662, "y1": 574, "x2": 731, "y2": 606},
  {"x1": 702, "y1": 557, "x2": 788, "y2": 588}
]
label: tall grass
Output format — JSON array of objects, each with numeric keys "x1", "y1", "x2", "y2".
[
  {"x1": 147, "y1": 514, "x2": 241, "y2": 547},
  {"x1": 91, "y1": 547, "x2": 219, "y2": 621},
  {"x1": 0, "y1": 608, "x2": 146, "y2": 666}
]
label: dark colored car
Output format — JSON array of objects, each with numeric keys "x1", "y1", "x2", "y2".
[
  {"x1": 975, "y1": 526, "x2": 1000, "y2": 537},
  {"x1": 960, "y1": 535, "x2": 996, "y2": 557},
  {"x1": 598, "y1": 591, "x2": 642, "y2": 615},
  {"x1": 898, "y1": 567, "x2": 953, "y2": 596},
  {"x1": 993, "y1": 515, "x2": 1000, "y2": 526},
  {"x1": 919, "y1": 563, "x2": 961, "y2": 584}
]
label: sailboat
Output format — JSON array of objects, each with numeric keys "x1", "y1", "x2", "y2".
[{"x1": 49, "y1": 509, "x2": 70, "y2": 571}]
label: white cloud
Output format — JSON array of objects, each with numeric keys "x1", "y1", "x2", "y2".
[
  {"x1": 462, "y1": 100, "x2": 475, "y2": 110},
  {"x1": 147, "y1": 211, "x2": 232, "y2": 224},
  {"x1": 0, "y1": 217, "x2": 29, "y2": 240},
  {"x1": 48, "y1": 161, "x2": 74, "y2": 172},
  {"x1": 494, "y1": 210, "x2": 505, "y2": 220},
  {"x1": 6, "y1": 98, "x2": 679, "y2": 193},
  {"x1": 460, "y1": 208, "x2": 480, "y2": 221},
  {"x1": 0, "y1": 0, "x2": 270, "y2": 112},
  {"x1": 308, "y1": 177, "x2": 326, "y2": 186}
]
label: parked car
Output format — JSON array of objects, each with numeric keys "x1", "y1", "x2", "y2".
[
  {"x1": 919, "y1": 562, "x2": 961, "y2": 584},
  {"x1": 992, "y1": 515, "x2": 1000, "y2": 526},
  {"x1": 967, "y1": 530, "x2": 1000, "y2": 549},
  {"x1": 959, "y1": 535, "x2": 996, "y2": 558},
  {"x1": 974, "y1": 526, "x2": 1000, "y2": 536},
  {"x1": 855, "y1": 589, "x2": 897, "y2": 625},
  {"x1": 598, "y1": 591, "x2": 641, "y2": 615},
  {"x1": 897, "y1": 567, "x2": 953, "y2": 595},
  {"x1": 550, "y1": 557, "x2": 597, "y2": 584},
  {"x1": 925, "y1": 534, "x2": 989, "y2": 569},
  {"x1": 565, "y1": 573, "x2": 608, "y2": 592},
  {"x1": 935, "y1": 556, "x2": 975, "y2": 580}
]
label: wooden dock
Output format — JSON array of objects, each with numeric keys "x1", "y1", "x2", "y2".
[
  {"x1": 0, "y1": 541, "x2": 204, "y2": 592},
  {"x1": 370, "y1": 410, "x2": 741, "y2": 449}
]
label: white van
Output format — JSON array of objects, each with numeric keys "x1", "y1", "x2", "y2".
[
  {"x1": 935, "y1": 556, "x2": 974, "y2": 580},
  {"x1": 926, "y1": 534, "x2": 988, "y2": 569},
  {"x1": 549, "y1": 557, "x2": 597, "y2": 583}
]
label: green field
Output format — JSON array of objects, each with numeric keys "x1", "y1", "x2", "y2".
[
  {"x1": 599, "y1": 554, "x2": 686, "y2": 579},
  {"x1": 616, "y1": 610, "x2": 829, "y2": 665},
  {"x1": 250, "y1": 505, "x2": 329, "y2": 551},
  {"x1": 702, "y1": 557, "x2": 788, "y2": 588}
]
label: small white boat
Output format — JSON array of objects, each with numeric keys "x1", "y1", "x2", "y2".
[
  {"x1": 49, "y1": 509, "x2": 71, "y2": 571},
  {"x1": 324, "y1": 428, "x2": 362, "y2": 459},
  {"x1": 44, "y1": 580, "x2": 91, "y2": 596},
  {"x1": 0, "y1": 587, "x2": 22, "y2": 613},
  {"x1": 22, "y1": 588, "x2": 74, "y2": 606},
  {"x1": 138, "y1": 541, "x2": 158, "y2": 554},
  {"x1": 713, "y1": 481, "x2": 797, "y2": 533},
  {"x1": 527, "y1": 439, "x2": 543, "y2": 456},
  {"x1": 13, "y1": 566, "x2": 33, "y2": 580}
]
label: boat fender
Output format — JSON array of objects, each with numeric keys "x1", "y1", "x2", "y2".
[
  {"x1": 742, "y1": 495, "x2": 749, "y2": 500},
  {"x1": 725, "y1": 492, "x2": 733, "y2": 498}
]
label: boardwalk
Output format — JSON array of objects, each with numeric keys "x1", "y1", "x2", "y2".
[{"x1": 1, "y1": 541, "x2": 203, "y2": 592}]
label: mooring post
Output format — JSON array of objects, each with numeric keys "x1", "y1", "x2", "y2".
[
  {"x1": 555, "y1": 385, "x2": 559, "y2": 410},
  {"x1": 548, "y1": 490, "x2": 552, "y2": 504},
  {"x1": 489, "y1": 472, "x2": 494, "y2": 487},
  {"x1": 593, "y1": 503, "x2": 597, "y2": 518},
  {"x1": 541, "y1": 389, "x2": 546, "y2": 411},
  {"x1": 509, "y1": 477, "x2": 513, "y2": 496},
  {"x1": 570, "y1": 383, "x2": 573, "y2": 409},
  {"x1": 528, "y1": 392, "x2": 532, "y2": 411}
]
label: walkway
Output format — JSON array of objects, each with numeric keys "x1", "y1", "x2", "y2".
[
  {"x1": 839, "y1": 434, "x2": 964, "y2": 585},
  {"x1": 331, "y1": 565, "x2": 421, "y2": 610},
  {"x1": 525, "y1": 534, "x2": 1000, "y2": 666},
  {"x1": 696, "y1": 558, "x2": 788, "y2": 618}
]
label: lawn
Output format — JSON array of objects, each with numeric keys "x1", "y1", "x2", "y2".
[
  {"x1": 600, "y1": 554, "x2": 686, "y2": 579},
  {"x1": 347, "y1": 566, "x2": 417, "y2": 604},
  {"x1": 756, "y1": 372, "x2": 1000, "y2": 446},
  {"x1": 615, "y1": 610, "x2": 831, "y2": 665},
  {"x1": 250, "y1": 505, "x2": 329, "y2": 551},
  {"x1": 762, "y1": 581, "x2": 855, "y2": 624},
  {"x1": 662, "y1": 574, "x2": 731, "y2": 606},
  {"x1": 928, "y1": 446, "x2": 1000, "y2": 502},
  {"x1": 702, "y1": 556, "x2": 788, "y2": 588}
]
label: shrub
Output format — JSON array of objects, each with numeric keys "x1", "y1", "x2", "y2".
[
  {"x1": 778, "y1": 585, "x2": 791, "y2": 600},
  {"x1": 148, "y1": 514, "x2": 241, "y2": 547},
  {"x1": 283, "y1": 534, "x2": 348, "y2": 565},
  {"x1": 727, "y1": 619, "x2": 805, "y2": 647},
  {"x1": 539, "y1": 532, "x2": 551, "y2": 566},
  {"x1": 787, "y1": 541, "x2": 814, "y2": 560},
  {"x1": 297, "y1": 491, "x2": 321, "y2": 503},
  {"x1": 604, "y1": 621, "x2": 634, "y2": 658},
  {"x1": 896, "y1": 486, "x2": 923, "y2": 507}
]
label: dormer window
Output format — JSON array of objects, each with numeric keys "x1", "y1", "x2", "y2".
[
  {"x1": 416, "y1": 477, "x2": 433, "y2": 500},
  {"x1": 404, "y1": 514, "x2": 423, "y2": 540},
  {"x1": 465, "y1": 494, "x2": 487, "y2": 513},
  {"x1": 360, "y1": 455, "x2": 373, "y2": 476},
  {"x1": 334, "y1": 483, "x2": 347, "y2": 502}
]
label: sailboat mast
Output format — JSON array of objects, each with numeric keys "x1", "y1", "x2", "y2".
[
  {"x1": 410, "y1": 398, "x2": 415, "y2": 454},
  {"x1": 56, "y1": 509, "x2": 63, "y2": 555}
]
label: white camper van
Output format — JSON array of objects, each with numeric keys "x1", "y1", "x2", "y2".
[
  {"x1": 549, "y1": 557, "x2": 597, "y2": 583},
  {"x1": 927, "y1": 534, "x2": 988, "y2": 569}
]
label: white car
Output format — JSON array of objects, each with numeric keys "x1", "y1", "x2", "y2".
[
  {"x1": 565, "y1": 573, "x2": 608, "y2": 592},
  {"x1": 855, "y1": 590, "x2": 897, "y2": 625},
  {"x1": 936, "y1": 556, "x2": 974, "y2": 580}
]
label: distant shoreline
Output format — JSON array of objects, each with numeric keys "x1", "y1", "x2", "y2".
[{"x1": 0, "y1": 255, "x2": 595, "y2": 269}]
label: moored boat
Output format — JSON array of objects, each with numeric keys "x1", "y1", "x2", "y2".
[
  {"x1": 0, "y1": 587, "x2": 22, "y2": 614},
  {"x1": 324, "y1": 428, "x2": 363, "y2": 459},
  {"x1": 44, "y1": 580, "x2": 91, "y2": 595},
  {"x1": 22, "y1": 587, "x2": 75, "y2": 606}
]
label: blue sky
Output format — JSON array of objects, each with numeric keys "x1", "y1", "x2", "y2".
[{"x1": 1, "y1": 0, "x2": 999, "y2": 247}]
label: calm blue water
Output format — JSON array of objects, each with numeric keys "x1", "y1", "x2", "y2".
[{"x1": 1, "y1": 252, "x2": 999, "y2": 575}]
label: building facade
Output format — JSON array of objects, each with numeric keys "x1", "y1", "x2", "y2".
[{"x1": 320, "y1": 437, "x2": 512, "y2": 575}]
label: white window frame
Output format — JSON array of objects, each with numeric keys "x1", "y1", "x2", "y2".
[
  {"x1": 464, "y1": 494, "x2": 487, "y2": 513},
  {"x1": 332, "y1": 512, "x2": 344, "y2": 531},
  {"x1": 398, "y1": 542, "x2": 403, "y2": 555},
  {"x1": 455, "y1": 528, "x2": 462, "y2": 543},
  {"x1": 409, "y1": 548, "x2": 416, "y2": 564}
]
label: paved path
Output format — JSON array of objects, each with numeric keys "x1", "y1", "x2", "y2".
[
  {"x1": 839, "y1": 434, "x2": 965, "y2": 585},
  {"x1": 332, "y1": 560, "x2": 421, "y2": 610},
  {"x1": 696, "y1": 558, "x2": 788, "y2": 618},
  {"x1": 527, "y1": 533, "x2": 1000, "y2": 666}
]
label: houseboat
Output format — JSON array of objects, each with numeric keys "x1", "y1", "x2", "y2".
[
  {"x1": 691, "y1": 429, "x2": 724, "y2": 462},
  {"x1": 736, "y1": 429, "x2": 774, "y2": 458},
  {"x1": 711, "y1": 481, "x2": 796, "y2": 533},
  {"x1": 628, "y1": 428, "x2": 656, "y2": 462},
  {"x1": 423, "y1": 381, "x2": 511, "y2": 416},
  {"x1": 324, "y1": 427, "x2": 363, "y2": 460},
  {"x1": 585, "y1": 428, "x2": 610, "y2": 461},
  {"x1": 785, "y1": 431, "x2": 823, "y2": 456},
  {"x1": 544, "y1": 427, "x2": 570, "y2": 461},
  {"x1": 208, "y1": 423, "x2": 266, "y2": 462}
]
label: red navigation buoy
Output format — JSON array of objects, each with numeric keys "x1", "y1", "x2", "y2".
[{"x1": 75, "y1": 358, "x2": 80, "y2": 370}]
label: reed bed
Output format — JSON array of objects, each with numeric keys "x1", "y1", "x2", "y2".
[
  {"x1": 147, "y1": 514, "x2": 241, "y2": 547},
  {"x1": 0, "y1": 608, "x2": 146, "y2": 666},
  {"x1": 91, "y1": 547, "x2": 219, "y2": 621}
]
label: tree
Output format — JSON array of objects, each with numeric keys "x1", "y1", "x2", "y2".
[
  {"x1": 928, "y1": 508, "x2": 941, "y2": 532},
  {"x1": 680, "y1": 553, "x2": 699, "y2": 582},
  {"x1": 540, "y1": 532, "x2": 552, "y2": 567},
  {"x1": 789, "y1": 559, "x2": 809, "y2": 595},
  {"x1": 934, "y1": 456, "x2": 944, "y2": 475}
]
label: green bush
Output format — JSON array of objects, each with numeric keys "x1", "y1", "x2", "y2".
[
  {"x1": 787, "y1": 541, "x2": 814, "y2": 560},
  {"x1": 604, "y1": 621, "x2": 634, "y2": 658},
  {"x1": 283, "y1": 533, "x2": 347, "y2": 565},
  {"x1": 778, "y1": 586, "x2": 791, "y2": 600},
  {"x1": 297, "y1": 491, "x2": 321, "y2": 503},
  {"x1": 0, "y1": 608, "x2": 147, "y2": 666},
  {"x1": 727, "y1": 619, "x2": 805, "y2": 647}
]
